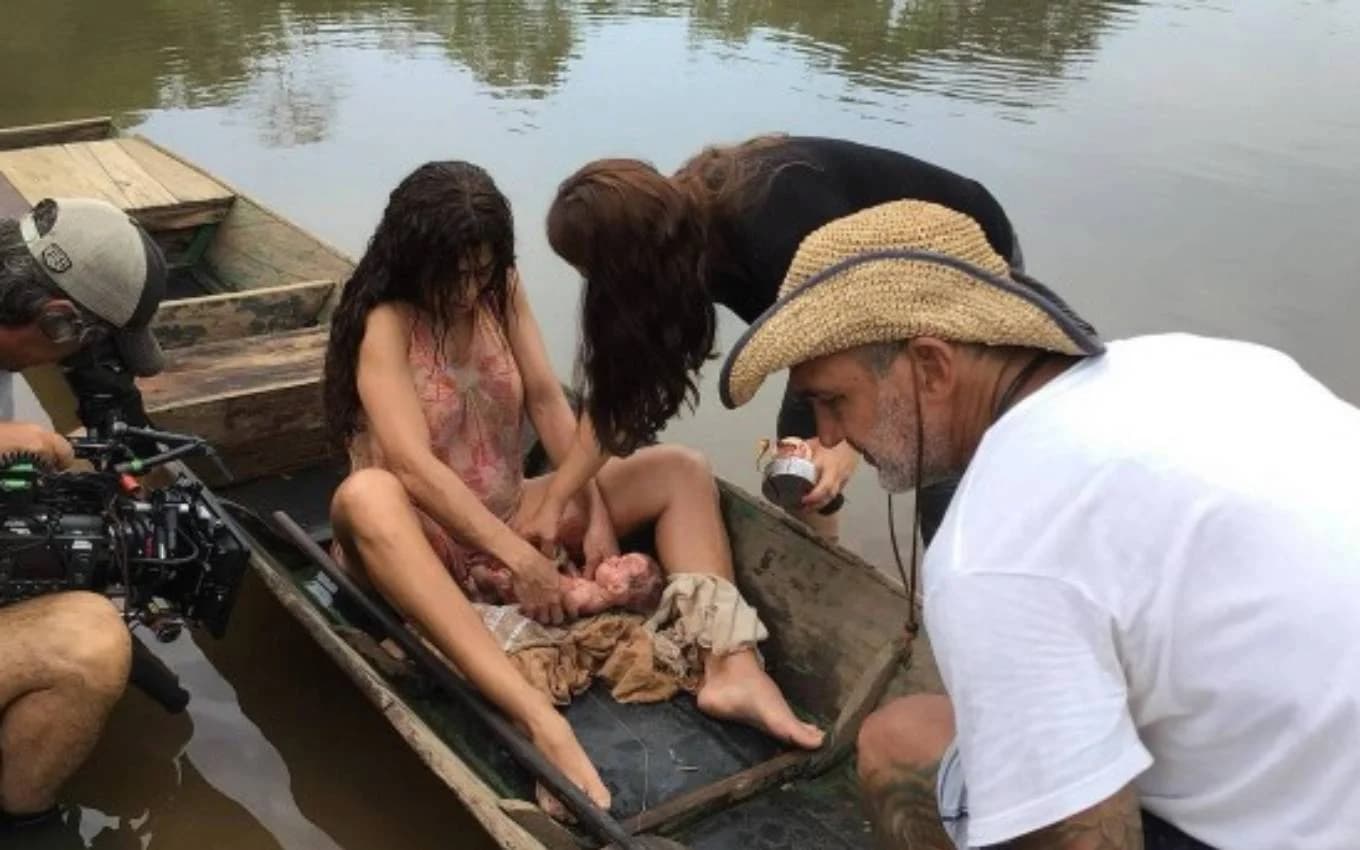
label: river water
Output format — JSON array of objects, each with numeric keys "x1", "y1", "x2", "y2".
[{"x1": 2, "y1": 1, "x2": 1358, "y2": 847}]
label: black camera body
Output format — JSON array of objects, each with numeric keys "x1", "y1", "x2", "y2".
[{"x1": 0, "y1": 424, "x2": 248, "y2": 640}]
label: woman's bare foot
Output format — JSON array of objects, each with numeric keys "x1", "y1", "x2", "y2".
[
  {"x1": 526, "y1": 710, "x2": 612, "y2": 820},
  {"x1": 696, "y1": 650, "x2": 825, "y2": 750}
]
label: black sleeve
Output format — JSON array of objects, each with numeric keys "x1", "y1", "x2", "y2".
[{"x1": 775, "y1": 380, "x2": 817, "y2": 439}]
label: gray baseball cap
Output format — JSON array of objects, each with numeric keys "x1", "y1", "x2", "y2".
[{"x1": 19, "y1": 197, "x2": 166, "y2": 376}]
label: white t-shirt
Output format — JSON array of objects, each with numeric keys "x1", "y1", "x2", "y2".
[{"x1": 925, "y1": 334, "x2": 1360, "y2": 849}]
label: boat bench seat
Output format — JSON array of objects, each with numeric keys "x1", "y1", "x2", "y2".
[
  {"x1": 138, "y1": 280, "x2": 339, "y2": 484},
  {"x1": 0, "y1": 137, "x2": 235, "y2": 231}
]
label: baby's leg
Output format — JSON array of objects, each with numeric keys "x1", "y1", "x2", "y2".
[{"x1": 331, "y1": 468, "x2": 610, "y2": 815}]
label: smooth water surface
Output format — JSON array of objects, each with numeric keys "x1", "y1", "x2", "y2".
[{"x1": 2, "y1": 1, "x2": 1357, "y2": 847}]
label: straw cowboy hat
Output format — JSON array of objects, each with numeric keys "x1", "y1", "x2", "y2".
[{"x1": 719, "y1": 200, "x2": 1105, "y2": 409}]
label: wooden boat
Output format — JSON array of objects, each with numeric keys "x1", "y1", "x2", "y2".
[{"x1": 6, "y1": 117, "x2": 943, "y2": 849}]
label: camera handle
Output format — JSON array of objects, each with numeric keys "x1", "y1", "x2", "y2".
[{"x1": 129, "y1": 633, "x2": 189, "y2": 714}]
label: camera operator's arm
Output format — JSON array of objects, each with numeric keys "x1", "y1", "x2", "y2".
[{"x1": 0, "y1": 421, "x2": 74, "y2": 469}]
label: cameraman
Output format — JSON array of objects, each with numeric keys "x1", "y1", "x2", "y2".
[{"x1": 0, "y1": 197, "x2": 167, "y2": 829}]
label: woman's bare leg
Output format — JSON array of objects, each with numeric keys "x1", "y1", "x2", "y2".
[
  {"x1": 580, "y1": 445, "x2": 824, "y2": 750},
  {"x1": 331, "y1": 468, "x2": 610, "y2": 816}
]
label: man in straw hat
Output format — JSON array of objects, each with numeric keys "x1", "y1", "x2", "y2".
[{"x1": 720, "y1": 200, "x2": 1360, "y2": 850}]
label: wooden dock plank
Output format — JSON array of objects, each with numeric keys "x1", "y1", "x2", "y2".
[
  {"x1": 117, "y1": 137, "x2": 230, "y2": 205},
  {"x1": 152, "y1": 279, "x2": 336, "y2": 349},
  {"x1": 61, "y1": 143, "x2": 132, "y2": 208},
  {"x1": 0, "y1": 145, "x2": 126, "y2": 207},
  {"x1": 81, "y1": 140, "x2": 179, "y2": 210},
  {"x1": 0, "y1": 117, "x2": 113, "y2": 152}
]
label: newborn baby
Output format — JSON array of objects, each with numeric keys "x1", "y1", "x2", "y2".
[{"x1": 468, "y1": 552, "x2": 665, "y2": 617}]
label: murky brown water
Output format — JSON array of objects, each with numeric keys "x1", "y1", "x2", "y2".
[{"x1": 3, "y1": 0, "x2": 1358, "y2": 847}]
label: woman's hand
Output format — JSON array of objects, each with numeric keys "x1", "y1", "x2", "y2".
[
  {"x1": 802, "y1": 438, "x2": 858, "y2": 510},
  {"x1": 508, "y1": 545, "x2": 566, "y2": 625},
  {"x1": 519, "y1": 496, "x2": 567, "y2": 559}
]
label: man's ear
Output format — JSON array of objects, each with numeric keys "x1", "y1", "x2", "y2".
[
  {"x1": 35, "y1": 299, "x2": 81, "y2": 343},
  {"x1": 904, "y1": 337, "x2": 957, "y2": 400}
]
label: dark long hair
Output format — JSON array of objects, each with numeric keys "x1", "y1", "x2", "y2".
[
  {"x1": 324, "y1": 161, "x2": 515, "y2": 446},
  {"x1": 546, "y1": 136, "x2": 789, "y2": 455}
]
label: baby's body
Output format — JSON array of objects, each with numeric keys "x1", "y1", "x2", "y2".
[{"x1": 468, "y1": 552, "x2": 665, "y2": 617}]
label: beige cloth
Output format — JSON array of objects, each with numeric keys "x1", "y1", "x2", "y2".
[
  {"x1": 644, "y1": 572, "x2": 768, "y2": 658},
  {"x1": 476, "y1": 573, "x2": 767, "y2": 705}
]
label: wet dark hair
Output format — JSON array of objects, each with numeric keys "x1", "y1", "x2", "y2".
[
  {"x1": 546, "y1": 136, "x2": 790, "y2": 455},
  {"x1": 324, "y1": 161, "x2": 515, "y2": 446}
]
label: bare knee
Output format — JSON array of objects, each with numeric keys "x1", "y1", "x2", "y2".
[
  {"x1": 38, "y1": 592, "x2": 132, "y2": 698},
  {"x1": 331, "y1": 467, "x2": 408, "y2": 537},
  {"x1": 857, "y1": 694, "x2": 955, "y2": 783},
  {"x1": 658, "y1": 444, "x2": 716, "y2": 492}
]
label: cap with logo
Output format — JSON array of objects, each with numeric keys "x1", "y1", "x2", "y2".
[{"x1": 18, "y1": 197, "x2": 167, "y2": 376}]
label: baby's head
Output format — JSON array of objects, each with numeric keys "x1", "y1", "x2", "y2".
[{"x1": 594, "y1": 552, "x2": 665, "y2": 614}]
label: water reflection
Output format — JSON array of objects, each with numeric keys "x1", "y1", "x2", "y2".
[
  {"x1": 689, "y1": 0, "x2": 1142, "y2": 115},
  {"x1": 0, "y1": 0, "x2": 1144, "y2": 145}
]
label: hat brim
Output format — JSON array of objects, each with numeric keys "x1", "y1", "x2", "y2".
[
  {"x1": 718, "y1": 249, "x2": 1103, "y2": 409},
  {"x1": 115, "y1": 325, "x2": 165, "y2": 377}
]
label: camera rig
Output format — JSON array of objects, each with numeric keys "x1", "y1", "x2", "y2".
[{"x1": 0, "y1": 419, "x2": 248, "y2": 639}]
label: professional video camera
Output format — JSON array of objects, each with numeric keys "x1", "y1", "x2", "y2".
[{"x1": 0, "y1": 418, "x2": 247, "y2": 640}]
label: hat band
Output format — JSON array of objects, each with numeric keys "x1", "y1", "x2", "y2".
[{"x1": 786, "y1": 247, "x2": 1103, "y2": 355}]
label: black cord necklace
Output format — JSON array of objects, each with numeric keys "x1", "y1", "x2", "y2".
[
  {"x1": 993, "y1": 351, "x2": 1053, "y2": 422},
  {"x1": 888, "y1": 349, "x2": 1056, "y2": 642}
]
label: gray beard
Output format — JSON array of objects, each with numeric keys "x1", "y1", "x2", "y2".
[{"x1": 866, "y1": 383, "x2": 953, "y2": 494}]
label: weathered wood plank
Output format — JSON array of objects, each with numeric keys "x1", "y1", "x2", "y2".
[
  {"x1": 720, "y1": 481, "x2": 912, "y2": 722},
  {"x1": 0, "y1": 117, "x2": 113, "y2": 152},
  {"x1": 147, "y1": 378, "x2": 331, "y2": 486},
  {"x1": 497, "y1": 801, "x2": 583, "y2": 850},
  {"x1": 626, "y1": 751, "x2": 812, "y2": 836},
  {"x1": 207, "y1": 195, "x2": 355, "y2": 291},
  {"x1": 0, "y1": 145, "x2": 125, "y2": 207},
  {"x1": 139, "y1": 327, "x2": 327, "y2": 410},
  {"x1": 60, "y1": 142, "x2": 132, "y2": 208},
  {"x1": 152, "y1": 280, "x2": 335, "y2": 349},
  {"x1": 131, "y1": 197, "x2": 235, "y2": 231},
  {"x1": 116, "y1": 137, "x2": 232, "y2": 205},
  {"x1": 80, "y1": 140, "x2": 179, "y2": 210}
]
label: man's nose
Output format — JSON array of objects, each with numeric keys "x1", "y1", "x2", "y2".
[{"x1": 814, "y1": 409, "x2": 844, "y2": 448}]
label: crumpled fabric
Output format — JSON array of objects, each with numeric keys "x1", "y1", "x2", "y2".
[
  {"x1": 476, "y1": 604, "x2": 695, "y2": 705},
  {"x1": 475, "y1": 573, "x2": 768, "y2": 705},
  {"x1": 644, "y1": 573, "x2": 769, "y2": 658}
]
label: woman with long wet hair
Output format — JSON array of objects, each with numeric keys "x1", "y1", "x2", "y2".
[
  {"x1": 323, "y1": 161, "x2": 823, "y2": 818},
  {"x1": 522, "y1": 135, "x2": 1023, "y2": 549}
]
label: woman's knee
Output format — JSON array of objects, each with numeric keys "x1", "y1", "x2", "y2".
[
  {"x1": 656, "y1": 444, "x2": 717, "y2": 491},
  {"x1": 857, "y1": 694, "x2": 955, "y2": 781},
  {"x1": 331, "y1": 468, "x2": 407, "y2": 533}
]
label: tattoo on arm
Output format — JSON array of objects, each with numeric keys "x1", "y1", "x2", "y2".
[
  {"x1": 993, "y1": 784, "x2": 1144, "y2": 850},
  {"x1": 863, "y1": 762, "x2": 956, "y2": 850}
]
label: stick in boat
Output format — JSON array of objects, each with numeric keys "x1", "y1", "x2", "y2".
[{"x1": 270, "y1": 510, "x2": 683, "y2": 850}]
